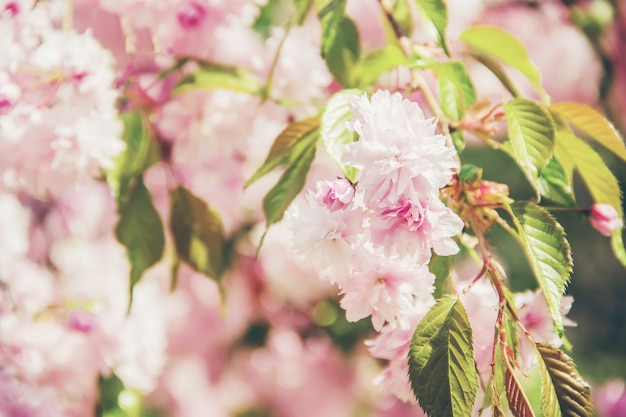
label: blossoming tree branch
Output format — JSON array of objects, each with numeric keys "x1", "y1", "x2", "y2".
[{"x1": 1, "y1": 0, "x2": 625, "y2": 416}]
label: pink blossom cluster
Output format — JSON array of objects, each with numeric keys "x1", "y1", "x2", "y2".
[
  {"x1": 0, "y1": 1, "x2": 429, "y2": 415},
  {"x1": 288, "y1": 90, "x2": 464, "y2": 401},
  {"x1": 0, "y1": 0, "x2": 124, "y2": 196}
]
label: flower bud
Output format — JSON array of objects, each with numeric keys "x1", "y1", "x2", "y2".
[
  {"x1": 177, "y1": 1, "x2": 208, "y2": 29},
  {"x1": 589, "y1": 203, "x2": 623, "y2": 237},
  {"x1": 316, "y1": 179, "x2": 355, "y2": 212}
]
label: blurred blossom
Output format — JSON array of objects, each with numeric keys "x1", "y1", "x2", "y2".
[
  {"x1": 0, "y1": 1, "x2": 124, "y2": 196},
  {"x1": 594, "y1": 379, "x2": 626, "y2": 417},
  {"x1": 474, "y1": 2, "x2": 602, "y2": 104},
  {"x1": 515, "y1": 290, "x2": 576, "y2": 370},
  {"x1": 606, "y1": 2, "x2": 626, "y2": 132}
]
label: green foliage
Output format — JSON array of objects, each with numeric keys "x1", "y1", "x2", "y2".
[
  {"x1": 315, "y1": 0, "x2": 361, "y2": 88},
  {"x1": 536, "y1": 346, "x2": 563, "y2": 417},
  {"x1": 252, "y1": 0, "x2": 313, "y2": 36},
  {"x1": 247, "y1": 116, "x2": 320, "y2": 247},
  {"x1": 429, "y1": 254, "x2": 454, "y2": 299},
  {"x1": 106, "y1": 111, "x2": 161, "y2": 200},
  {"x1": 294, "y1": 0, "x2": 314, "y2": 24},
  {"x1": 408, "y1": 296, "x2": 478, "y2": 417},
  {"x1": 252, "y1": 0, "x2": 283, "y2": 37},
  {"x1": 536, "y1": 344, "x2": 595, "y2": 417},
  {"x1": 551, "y1": 102, "x2": 626, "y2": 162},
  {"x1": 538, "y1": 158, "x2": 576, "y2": 207},
  {"x1": 504, "y1": 98, "x2": 556, "y2": 196},
  {"x1": 320, "y1": 89, "x2": 360, "y2": 180},
  {"x1": 610, "y1": 231, "x2": 626, "y2": 269},
  {"x1": 323, "y1": 16, "x2": 361, "y2": 87},
  {"x1": 96, "y1": 374, "x2": 144, "y2": 417},
  {"x1": 115, "y1": 176, "x2": 165, "y2": 302},
  {"x1": 413, "y1": 0, "x2": 450, "y2": 56},
  {"x1": 174, "y1": 62, "x2": 262, "y2": 95},
  {"x1": 170, "y1": 187, "x2": 227, "y2": 280},
  {"x1": 262, "y1": 136, "x2": 317, "y2": 225},
  {"x1": 459, "y1": 25, "x2": 547, "y2": 101},
  {"x1": 553, "y1": 121, "x2": 626, "y2": 267},
  {"x1": 426, "y1": 61, "x2": 477, "y2": 121},
  {"x1": 507, "y1": 202, "x2": 572, "y2": 335},
  {"x1": 505, "y1": 364, "x2": 536, "y2": 417},
  {"x1": 491, "y1": 380, "x2": 506, "y2": 417},
  {"x1": 458, "y1": 164, "x2": 481, "y2": 183},
  {"x1": 553, "y1": 117, "x2": 622, "y2": 219},
  {"x1": 391, "y1": 0, "x2": 414, "y2": 36},
  {"x1": 353, "y1": 45, "x2": 406, "y2": 88},
  {"x1": 317, "y1": 0, "x2": 348, "y2": 58},
  {"x1": 246, "y1": 116, "x2": 320, "y2": 187}
]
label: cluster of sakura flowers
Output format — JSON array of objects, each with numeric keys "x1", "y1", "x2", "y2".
[
  {"x1": 288, "y1": 90, "x2": 464, "y2": 400},
  {"x1": 0, "y1": 0, "x2": 124, "y2": 196},
  {"x1": 287, "y1": 90, "x2": 582, "y2": 401}
]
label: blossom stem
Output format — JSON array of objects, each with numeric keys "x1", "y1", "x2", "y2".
[
  {"x1": 262, "y1": 22, "x2": 292, "y2": 102},
  {"x1": 376, "y1": 0, "x2": 455, "y2": 151},
  {"x1": 63, "y1": 0, "x2": 73, "y2": 33}
]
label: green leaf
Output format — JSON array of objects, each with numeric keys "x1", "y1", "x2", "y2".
[
  {"x1": 536, "y1": 345, "x2": 563, "y2": 417},
  {"x1": 551, "y1": 121, "x2": 576, "y2": 186},
  {"x1": 115, "y1": 176, "x2": 164, "y2": 299},
  {"x1": 610, "y1": 231, "x2": 626, "y2": 268},
  {"x1": 170, "y1": 187, "x2": 226, "y2": 280},
  {"x1": 471, "y1": 55, "x2": 524, "y2": 99},
  {"x1": 174, "y1": 62, "x2": 262, "y2": 95},
  {"x1": 536, "y1": 344, "x2": 595, "y2": 417},
  {"x1": 316, "y1": 0, "x2": 348, "y2": 58},
  {"x1": 392, "y1": 0, "x2": 414, "y2": 36},
  {"x1": 502, "y1": 291, "x2": 520, "y2": 359},
  {"x1": 246, "y1": 116, "x2": 320, "y2": 188},
  {"x1": 553, "y1": 125, "x2": 626, "y2": 267},
  {"x1": 414, "y1": 0, "x2": 450, "y2": 56},
  {"x1": 538, "y1": 157, "x2": 576, "y2": 207},
  {"x1": 263, "y1": 138, "x2": 317, "y2": 225},
  {"x1": 508, "y1": 202, "x2": 572, "y2": 335},
  {"x1": 504, "y1": 98, "x2": 556, "y2": 195},
  {"x1": 429, "y1": 254, "x2": 454, "y2": 299},
  {"x1": 324, "y1": 16, "x2": 361, "y2": 87},
  {"x1": 294, "y1": 0, "x2": 314, "y2": 24},
  {"x1": 505, "y1": 363, "x2": 536, "y2": 417},
  {"x1": 354, "y1": 45, "x2": 406, "y2": 88},
  {"x1": 551, "y1": 102, "x2": 626, "y2": 162},
  {"x1": 426, "y1": 61, "x2": 477, "y2": 121},
  {"x1": 252, "y1": 0, "x2": 282, "y2": 38},
  {"x1": 491, "y1": 380, "x2": 506, "y2": 417},
  {"x1": 320, "y1": 89, "x2": 360, "y2": 180},
  {"x1": 459, "y1": 25, "x2": 547, "y2": 100},
  {"x1": 106, "y1": 111, "x2": 161, "y2": 199},
  {"x1": 408, "y1": 296, "x2": 478, "y2": 417},
  {"x1": 458, "y1": 164, "x2": 482, "y2": 183},
  {"x1": 97, "y1": 374, "x2": 125, "y2": 417}
]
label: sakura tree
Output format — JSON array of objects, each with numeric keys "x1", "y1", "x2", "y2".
[{"x1": 0, "y1": 0, "x2": 625, "y2": 416}]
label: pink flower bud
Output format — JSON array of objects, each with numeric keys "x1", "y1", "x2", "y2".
[
  {"x1": 474, "y1": 180, "x2": 509, "y2": 206},
  {"x1": 66, "y1": 311, "x2": 97, "y2": 333},
  {"x1": 0, "y1": 97, "x2": 12, "y2": 115},
  {"x1": 589, "y1": 203, "x2": 623, "y2": 237},
  {"x1": 4, "y1": 3, "x2": 19, "y2": 16},
  {"x1": 317, "y1": 179, "x2": 355, "y2": 212},
  {"x1": 177, "y1": 1, "x2": 208, "y2": 29}
]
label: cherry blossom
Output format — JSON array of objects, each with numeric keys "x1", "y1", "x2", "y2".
[{"x1": 344, "y1": 90, "x2": 458, "y2": 205}]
